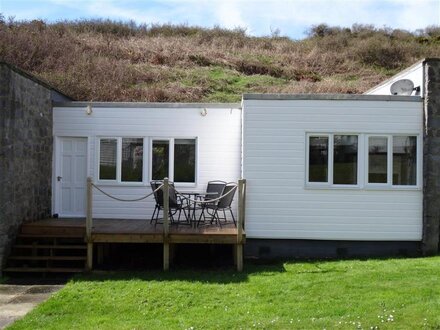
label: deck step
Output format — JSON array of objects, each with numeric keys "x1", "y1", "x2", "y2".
[
  {"x1": 3, "y1": 267, "x2": 85, "y2": 273},
  {"x1": 14, "y1": 244, "x2": 87, "y2": 250},
  {"x1": 20, "y1": 226, "x2": 85, "y2": 237},
  {"x1": 17, "y1": 233, "x2": 85, "y2": 239},
  {"x1": 8, "y1": 255, "x2": 87, "y2": 261}
]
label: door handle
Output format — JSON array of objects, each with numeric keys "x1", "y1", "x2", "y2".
[{"x1": 57, "y1": 176, "x2": 62, "y2": 181}]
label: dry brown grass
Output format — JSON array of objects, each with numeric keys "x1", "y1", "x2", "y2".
[{"x1": 1, "y1": 18, "x2": 439, "y2": 101}]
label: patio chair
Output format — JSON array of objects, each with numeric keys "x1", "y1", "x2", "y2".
[
  {"x1": 198, "y1": 182, "x2": 237, "y2": 227},
  {"x1": 197, "y1": 180, "x2": 226, "y2": 223},
  {"x1": 150, "y1": 180, "x2": 188, "y2": 225}
]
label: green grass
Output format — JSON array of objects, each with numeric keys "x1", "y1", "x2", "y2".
[
  {"x1": 8, "y1": 257, "x2": 440, "y2": 329},
  {"x1": 180, "y1": 66, "x2": 288, "y2": 102}
]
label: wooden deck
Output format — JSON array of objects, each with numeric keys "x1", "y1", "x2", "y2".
[
  {"x1": 6, "y1": 179, "x2": 247, "y2": 273},
  {"x1": 22, "y1": 218, "x2": 245, "y2": 245}
]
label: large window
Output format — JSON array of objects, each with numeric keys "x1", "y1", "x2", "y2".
[
  {"x1": 99, "y1": 138, "x2": 117, "y2": 180},
  {"x1": 307, "y1": 133, "x2": 419, "y2": 189},
  {"x1": 121, "y1": 138, "x2": 143, "y2": 182},
  {"x1": 307, "y1": 134, "x2": 358, "y2": 185},
  {"x1": 98, "y1": 137, "x2": 144, "y2": 183},
  {"x1": 151, "y1": 138, "x2": 196, "y2": 183},
  {"x1": 334, "y1": 135, "x2": 358, "y2": 185},
  {"x1": 308, "y1": 136, "x2": 328, "y2": 183},
  {"x1": 174, "y1": 139, "x2": 196, "y2": 182},
  {"x1": 393, "y1": 136, "x2": 417, "y2": 185},
  {"x1": 367, "y1": 135, "x2": 418, "y2": 186},
  {"x1": 368, "y1": 136, "x2": 388, "y2": 184},
  {"x1": 152, "y1": 140, "x2": 170, "y2": 181}
]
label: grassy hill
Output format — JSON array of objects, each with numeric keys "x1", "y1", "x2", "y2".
[{"x1": 1, "y1": 17, "x2": 440, "y2": 102}]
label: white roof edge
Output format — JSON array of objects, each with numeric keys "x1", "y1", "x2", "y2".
[
  {"x1": 53, "y1": 101, "x2": 242, "y2": 109},
  {"x1": 242, "y1": 93, "x2": 421, "y2": 102}
]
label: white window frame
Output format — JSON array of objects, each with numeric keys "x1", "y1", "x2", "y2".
[
  {"x1": 149, "y1": 137, "x2": 198, "y2": 187},
  {"x1": 365, "y1": 135, "x2": 391, "y2": 188},
  {"x1": 305, "y1": 132, "x2": 421, "y2": 190},
  {"x1": 306, "y1": 133, "x2": 361, "y2": 189},
  {"x1": 365, "y1": 134, "x2": 421, "y2": 190},
  {"x1": 96, "y1": 137, "x2": 147, "y2": 186}
]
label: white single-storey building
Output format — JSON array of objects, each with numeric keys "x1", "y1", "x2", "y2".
[{"x1": 2, "y1": 58, "x2": 440, "y2": 267}]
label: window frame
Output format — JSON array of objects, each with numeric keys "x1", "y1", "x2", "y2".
[
  {"x1": 365, "y1": 134, "x2": 390, "y2": 187},
  {"x1": 96, "y1": 136, "x2": 147, "y2": 186},
  {"x1": 305, "y1": 133, "x2": 361, "y2": 189},
  {"x1": 365, "y1": 134, "x2": 421, "y2": 190},
  {"x1": 305, "y1": 132, "x2": 422, "y2": 190},
  {"x1": 149, "y1": 137, "x2": 198, "y2": 187}
]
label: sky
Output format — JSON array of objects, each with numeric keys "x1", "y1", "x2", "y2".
[{"x1": 1, "y1": 0, "x2": 440, "y2": 39}]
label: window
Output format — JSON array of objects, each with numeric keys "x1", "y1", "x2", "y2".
[
  {"x1": 307, "y1": 134, "x2": 358, "y2": 185},
  {"x1": 99, "y1": 138, "x2": 117, "y2": 180},
  {"x1": 366, "y1": 135, "x2": 418, "y2": 186},
  {"x1": 151, "y1": 138, "x2": 196, "y2": 183},
  {"x1": 307, "y1": 133, "x2": 419, "y2": 189},
  {"x1": 393, "y1": 136, "x2": 417, "y2": 185},
  {"x1": 174, "y1": 139, "x2": 196, "y2": 182},
  {"x1": 368, "y1": 136, "x2": 388, "y2": 184},
  {"x1": 334, "y1": 135, "x2": 358, "y2": 185},
  {"x1": 152, "y1": 140, "x2": 170, "y2": 180},
  {"x1": 308, "y1": 136, "x2": 328, "y2": 182},
  {"x1": 121, "y1": 138, "x2": 143, "y2": 182},
  {"x1": 98, "y1": 137, "x2": 144, "y2": 183}
]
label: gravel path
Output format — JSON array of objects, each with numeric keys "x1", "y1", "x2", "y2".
[{"x1": 0, "y1": 283, "x2": 63, "y2": 329}]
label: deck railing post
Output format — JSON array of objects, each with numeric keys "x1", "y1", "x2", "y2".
[
  {"x1": 163, "y1": 177, "x2": 170, "y2": 271},
  {"x1": 86, "y1": 177, "x2": 93, "y2": 271},
  {"x1": 236, "y1": 178, "x2": 245, "y2": 272}
]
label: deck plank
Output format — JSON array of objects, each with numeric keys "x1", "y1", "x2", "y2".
[{"x1": 22, "y1": 218, "x2": 244, "y2": 244}]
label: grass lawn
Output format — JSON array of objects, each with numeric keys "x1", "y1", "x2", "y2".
[{"x1": 8, "y1": 257, "x2": 440, "y2": 329}]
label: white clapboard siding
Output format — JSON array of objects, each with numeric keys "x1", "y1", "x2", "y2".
[
  {"x1": 53, "y1": 105, "x2": 241, "y2": 219},
  {"x1": 243, "y1": 98, "x2": 423, "y2": 241}
]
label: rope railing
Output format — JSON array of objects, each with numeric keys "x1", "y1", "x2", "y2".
[
  {"x1": 85, "y1": 176, "x2": 246, "y2": 272},
  {"x1": 91, "y1": 182, "x2": 163, "y2": 202},
  {"x1": 89, "y1": 181, "x2": 236, "y2": 206}
]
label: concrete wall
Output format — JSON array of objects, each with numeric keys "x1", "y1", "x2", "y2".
[
  {"x1": 422, "y1": 59, "x2": 440, "y2": 255},
  {"x1": 0, "y1": 64, "x2": 57, "y2": 271}
]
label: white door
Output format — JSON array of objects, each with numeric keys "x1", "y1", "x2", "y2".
[{"x1": 57, "y1": 137, "x2": 88, "y2": 217}]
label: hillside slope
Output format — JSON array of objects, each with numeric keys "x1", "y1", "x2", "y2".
[{"x1": 1, "y1": 19, "x2": 440, "y2": 102}]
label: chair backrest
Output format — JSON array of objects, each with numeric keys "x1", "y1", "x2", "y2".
[
  {"x1": 150, "y1": 180, "x2": 179, "y2": 208},
  {"x1": 168, "y1": 183, "x2": 180, "y2": 208},
  {"x1": 150, "y1": 181, "x2": 163, "y2": 205},
  {"x1": 205, "y1": 181, "x2": 226, "y2": 201},
  {"x1": 217, "y1": 183, "x2": 237, "y2": 209}
]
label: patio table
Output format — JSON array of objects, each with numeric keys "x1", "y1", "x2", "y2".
[{"x1": 180, "y1": 192, "x2": 217, "y2": 228}]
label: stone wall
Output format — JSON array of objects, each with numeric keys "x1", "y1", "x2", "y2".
[
  {"x1": 422, "y1": 59, "x2": 440, "y2": 255},
  {"x1": 0, "y1": 64, "x2": 55, "y2": 272}
]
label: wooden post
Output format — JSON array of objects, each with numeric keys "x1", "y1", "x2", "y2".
[
  {"x1": 86, "y1": 177, "x2": 93, "y2": 271},
  {"x1": 236, "y1": 179, "x2": 245, "y2": 272},
  {"x1": 163, "y1": 178, "x2": 170, "y2": 271}
]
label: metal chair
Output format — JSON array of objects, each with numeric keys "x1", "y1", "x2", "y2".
[
  {"x1": 150, "y1": 180, "x2": 188, "y2": 225},
  {"x1": 197, "y1": 180, "x2": 226, "y2": 223},
  {"x1": 198, "y1": 182, "x2": 237, "y2": 227}
]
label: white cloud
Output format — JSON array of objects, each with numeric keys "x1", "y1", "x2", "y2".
[
  {"x1": 3, "y1": 0, "x2": 439, "y2": 37},
  {"x1": 216, "y1": 1, "x2": 248, "y2": 30}
]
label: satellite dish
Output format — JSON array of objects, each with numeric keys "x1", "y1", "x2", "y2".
[{"x1": 390, "y1": 79, "x2": 415, "y2": 96}]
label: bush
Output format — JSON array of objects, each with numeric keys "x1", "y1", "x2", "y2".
[{"x1": 1, "y1": 18, "x2": 438, "y2": 102}]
